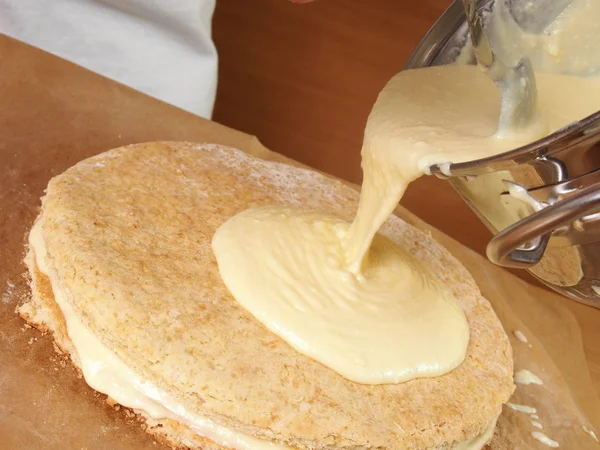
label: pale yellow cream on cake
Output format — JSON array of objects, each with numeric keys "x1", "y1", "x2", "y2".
[{"x1": 213, "y1": 63, "x2": 600, "y2": 386}]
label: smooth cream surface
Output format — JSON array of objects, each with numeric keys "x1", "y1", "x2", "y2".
[
  {"x1": 484, "y1": 0, "x2": 600, "y2": 76},
  {"x1": 212, "y1": 206, "x2": 469, "y2": 384}
]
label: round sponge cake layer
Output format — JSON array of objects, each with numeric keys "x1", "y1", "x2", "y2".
[{"x1": 37, "y1": 142, "x2": 514, "y2": 449}]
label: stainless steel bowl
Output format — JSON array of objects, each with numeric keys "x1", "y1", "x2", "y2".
[{"x1": 404, "y1": 0, "x2": 600, "y2": 307}]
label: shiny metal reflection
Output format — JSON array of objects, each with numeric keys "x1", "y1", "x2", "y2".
[{"x1": 404, "y1": 0, "x2": 600, "y2": 307}]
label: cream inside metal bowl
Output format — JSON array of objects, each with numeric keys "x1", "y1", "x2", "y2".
[{"x1": 404, "y1": 0, "x2": 600, "y2": 307}]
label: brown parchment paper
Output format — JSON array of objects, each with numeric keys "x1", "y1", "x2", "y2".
[{"x1": 1, "y1": 35, "x2": 599, "y2": 449}]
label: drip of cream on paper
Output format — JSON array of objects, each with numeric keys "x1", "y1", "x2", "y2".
[
  {"x1": 532, "y1": 431, "x2": 560, "y2": 447},
  {"x1": 583, "y1": 426, "x2": 599, "y2": 442},
  {"x1": 506, "y1": 402, "x2": 537, "y2": 414},
  {"x1": 514, "y1": 369, "x2": 544, "y2": 385}
]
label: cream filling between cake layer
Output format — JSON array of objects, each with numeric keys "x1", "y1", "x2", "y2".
[
  {"x1": 30, "y1": 220, "x2": 286, "y2": 450},
  {"x1": 30, "y1": 219, "x2": 499, "y2": 450}
]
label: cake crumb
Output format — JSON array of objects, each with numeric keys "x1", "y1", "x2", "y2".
[{"x1": 2, "y1": 280, "x2": 15, "y2": 304}]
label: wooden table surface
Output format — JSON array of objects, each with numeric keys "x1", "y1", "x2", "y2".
[{"x1": 212, "y1": 0, "x2": 600, "y2": 392}]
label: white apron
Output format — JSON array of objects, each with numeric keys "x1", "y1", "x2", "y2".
[{"x1": 0, "y1": 0, "x2": 218, "y2": 118}]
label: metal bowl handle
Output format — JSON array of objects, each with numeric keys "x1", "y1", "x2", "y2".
[{"x1": 487, "y1": 182, "x2": 600, "y2": 268}]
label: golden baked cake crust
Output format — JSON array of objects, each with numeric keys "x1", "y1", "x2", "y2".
[{"x1": 23, "y1": 142, "x2": 514, "y2": 449}]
